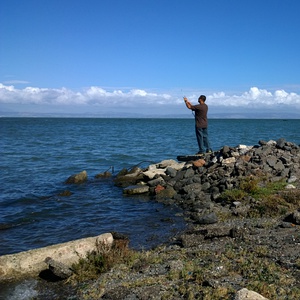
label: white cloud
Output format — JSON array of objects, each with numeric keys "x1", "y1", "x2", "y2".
[
  {"x1": 3, "y1": 80, "x2": 30, "y2": 85},
  {"x1": 0, "y1": 83, "x2": 300, "y2": 116},
  {"x1": 208, "y1": 87, "x2": 300, "y2": 109}
]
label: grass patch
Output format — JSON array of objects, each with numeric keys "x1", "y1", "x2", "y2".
[
  {"x1": 71, "y1": 239, "x2": 138, "y2": 282},
  {"x1": 219, "y1": 188, "x2": 247, "y2": 203},
  {"x1": 220, "y1": 176, "x2": 300, "y2": 217}
]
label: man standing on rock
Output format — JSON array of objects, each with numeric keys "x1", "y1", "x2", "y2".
[{"x1": 184, "y1": 95, "x2": 212, "y2": 155}]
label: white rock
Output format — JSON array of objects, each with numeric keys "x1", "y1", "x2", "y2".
[
  {"x1": 285, "y1": 184, "x2": 296, "y2": 189},
  {"x1": 143, "y1": 169, "x2": 166, "y2": 180},
  {"x1": 231, "y1": 151, "x2": 240, "y2": 157},
  {"x1": 222, "y1": 157, "x2": 236, "y2": 165},
  {"x1": 235, "y1": 288, "x2": 269, "y2": 300},
  {"x1": 237, "y1": 144, "x2": 248, "y2": 149},
  {"x1": 266, "y1": 140, "x2": 277, "y2": 146},
  {"x1": 156, "y1": 159, "x2": 185, "y2": 170}
]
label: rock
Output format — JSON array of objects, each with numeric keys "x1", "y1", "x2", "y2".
[
  {"x1": 288, "y1": 175, "x2": 298, "y2": 183},
  {"x1": 147, "y1": 177, "x2": 165, "y2": 187},
  {"x1": 114, "y1": 167, "x2": 144, "y2": 187},
  {"x1": 184, "y1": 167, "x2": 195, "y2": 178},
  {"x1": 57, "y1": 190, "x2": 73, "y2": 197},
  {"x1": 276, "y1": 138, "x2": 286, "y2": 149},
  {"x1": 284, "y1": 209, "x2": 300, "y2": 225},
  {"x1": 44, "y1": 257, "x2": 73, "y2": 279},
  {"x1": 158, "y1": 159, "x2": 184, "y2": 170},
  {"x1": 222, "y1": 157, "x2": 236, "y2": 165},
  {"x1": 154, "y1": 184, "x2": 165, "y2": 194},
  {"x1": 95, "y1": 171, "x2": 112, "y2": 178},
  {"x1": 196, "y1": 212, "x2": 218, "y2": 225},
  {"x1": 193, "y1": 159, "x2": 206, "y2": 167},
  {"x1": 165, "y1": 167, "x2": 177, "y2": 177},
  {"x1": 65, "y1": 170, "x2": 87, "y2": 184},
  {"x1": 285, "y1": 184, "x2": 296, "y2": 189},
  {"x1": 266, "y1": 140, "x2": 276, "y2": 146},
  {"x1": 0, "y1": 233, "x2": 113, "y2": 280},
  {"x1": 266, "y1": 156, "x2": 277, "y2": 168},
  {"x1": 258, "y1": 140, "x2": 268, "y2": 146},
  {"x1": 235, "y1": 288, "x2": 269, "y2": 300},
  {"x1": 292, "y1": 210, "x2": 300, "y2": 225},
  {"x1": 222, "y1": 145, "x2": 231, "y2": 158},
  {"x1": 123, "y1": 185, "x2": 149, "y2": 195},
  {"x1": 183, "y1": 183, "x2": 202, "y2": 195},
  {"x1": 155, "y1": 187, "x2": 177, "y2": 200},
  {"x1": 124, "y1": 166, "x2": 143, "y2": 177},
  {"x1": 143, "y1": 169, "x2": 166, "y2": 180}
]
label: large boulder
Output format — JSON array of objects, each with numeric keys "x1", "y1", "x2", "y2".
[{"x1": 0, "y1": 233, "x2": 113, "y2": 280}]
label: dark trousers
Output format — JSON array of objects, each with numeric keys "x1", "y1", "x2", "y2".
[{"x1": 195, "y1": 126, "x2": 211, "y2": 153}]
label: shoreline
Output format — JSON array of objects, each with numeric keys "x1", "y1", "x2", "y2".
[{"x1": 1, "y1": 138, "x2": 300, "y2": 299}]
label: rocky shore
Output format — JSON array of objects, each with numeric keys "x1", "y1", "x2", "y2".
[
  {"x1": 2, "y1": 138, "x2": 300, "y2": 299},
  {"x1": 80, "y1": 138, "x2": 300, "y2": 300}
]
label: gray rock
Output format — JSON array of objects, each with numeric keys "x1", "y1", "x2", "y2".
[
  {"x1": 258, "y1": 140, "x2": 268, "y2": 146},
  {"x1": 266, "y1": 156, "x2": 278, "y2": 168},
  {"x1": 184, "y1": 167, "x2": 195, "y2": 178},
  {"x1": 276, "y1": 138, "x2": 286, "y2": 149},
  {"x1": 288, "y1": 175, "x2": 298, "y2": 183},
  {"x1": 196, "y1": 212, "x2": 218, "y2": 225},
  {"x1": 165, "y1": 167, "x2": 177, "y2": 177},
  {"x1": 292, "y1": 210, "x2": 300, "y2": 224},
  {"x1": 183, "y1": 183, "x2": 202, "y2": 194},
  {"x1": 44, "y1": 257, "x2": 73, "y2": 279},
  {"x1": 147, "y1": 177, "x2": 165, "y2": 187}
]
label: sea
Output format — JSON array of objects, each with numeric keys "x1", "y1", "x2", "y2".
[
  {"x1": 0, "y1": 117, "x2": 300, "y2": 299},
  {"x1": 1, "y1": 118, "x2": 300, "y2": 256}
]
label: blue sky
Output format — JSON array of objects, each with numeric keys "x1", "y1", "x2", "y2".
[{"x1": 1, "y1": 0, "x2": 300, "y2": 117}]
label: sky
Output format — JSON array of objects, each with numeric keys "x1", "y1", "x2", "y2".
[{"x1": 1, "y1": 0, "x2": 300, "y2": 118}]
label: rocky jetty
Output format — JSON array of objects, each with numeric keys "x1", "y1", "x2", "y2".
[{"x1": 115, "y1": 138, "x2": 300, "y2": 222}]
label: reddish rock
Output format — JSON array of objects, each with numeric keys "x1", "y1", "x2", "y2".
[
  {"x1": 192, "y1": 159, "x2": 206, "y2": 168},
  {"x1": 155, "y1": 184, "x2": 165, "y2": 194}
]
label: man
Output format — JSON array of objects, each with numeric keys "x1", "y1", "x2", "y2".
[{"x1": 184, "y1": 95, "x2": 212, "y2": 155}]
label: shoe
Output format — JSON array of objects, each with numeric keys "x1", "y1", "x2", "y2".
[{"x1": 206, "y1": 150, "x2": 213, "y2": 154}]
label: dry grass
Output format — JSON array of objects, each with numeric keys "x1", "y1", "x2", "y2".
[
  {"x1": 220, "y1": 176, "x2": 300, "y2": 217},
  {"x1": 71, "y1": 239, "x2": 137, "y2": 282}
]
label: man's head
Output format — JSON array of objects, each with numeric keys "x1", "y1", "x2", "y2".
[{"x1": 198, "y1": 95, "x2": 206, "y2": 103}]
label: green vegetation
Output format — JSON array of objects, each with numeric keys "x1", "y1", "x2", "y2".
[{"x1": 220, "y1": 176, "x2": 300, "y2": 217}]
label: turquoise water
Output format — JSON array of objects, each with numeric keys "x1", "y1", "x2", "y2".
[{"x1": 0, "y1": 118, "x2": 299, "y2": 255}]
